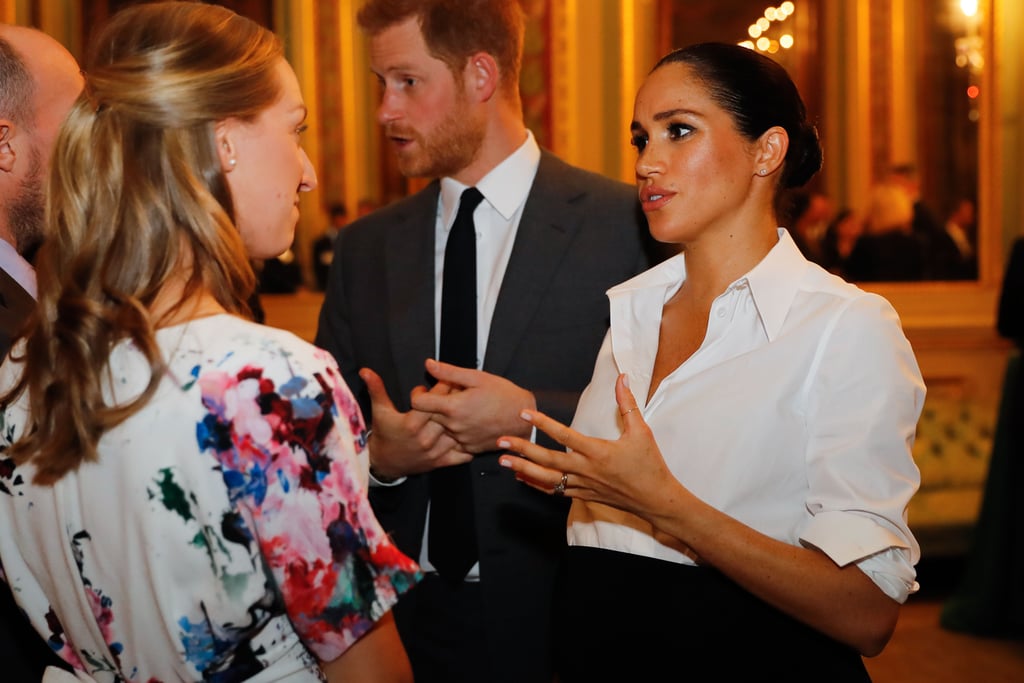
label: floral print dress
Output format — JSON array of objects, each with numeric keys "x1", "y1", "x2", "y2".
[{"x1": 0, "y1": 315, "x2": 420, "y2": 682}]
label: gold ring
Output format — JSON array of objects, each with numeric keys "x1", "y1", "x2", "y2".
[
  {"x1": 621, "y1": 407, "x2": 636, "y2": 417},
  {"x1": 553, "y1": 472, "x2": 569, "y2": 496}
]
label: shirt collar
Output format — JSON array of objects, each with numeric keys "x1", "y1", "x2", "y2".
[
  {"x1": 607, "y1": 228, "x2": 810, "y2": 342},
  {"x1": 439, "y1": 130, "x2": 541, "y2": 228},
  {"x1": 743, "y1": 228, "x2": 810, "y2": 340},
  {"x1": 0, "y1": 237, "x2": 36, "y2": 299}
]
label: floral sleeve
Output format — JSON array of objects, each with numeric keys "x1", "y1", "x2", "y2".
[{"x1": 195, "y1": 347, "x2": 420, "y2": 662}]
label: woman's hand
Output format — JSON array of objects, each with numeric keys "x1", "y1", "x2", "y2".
[{"x1": 498, "y1": 373, "x2": 684, "y2": 521}]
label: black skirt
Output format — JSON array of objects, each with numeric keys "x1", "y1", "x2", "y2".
[{"x1": 554, "y1": 545, "x2": 872, "y2": 682}]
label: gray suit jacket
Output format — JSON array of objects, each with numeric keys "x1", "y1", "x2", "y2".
[
  {"x1": 316, "y1": 151, "x2": 658, "y2": 681},
  {"x1": 0, "y1": 266, "x2": 34, "y2": 362}
]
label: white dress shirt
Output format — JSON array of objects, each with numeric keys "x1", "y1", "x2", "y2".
[
  {"x1": 0, "y1": 238, "x2": 36, "y2": 298},
  {"x1": 434, "y1": 131, "x2": 541, "y2": 362},
  {"x1": 395, "y1": 131, "x2": 541, "y2": 577},
  {"x1": 567, "y1": 229, "x2": 925, "y2": 602}
]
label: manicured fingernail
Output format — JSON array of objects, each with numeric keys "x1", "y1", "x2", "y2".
[
  {"x1": 520, "y1": 411, "x2": 532, "y2": 422},
  {"x1": 499, "y1": 456, "x2": 511, "y2": 467},
  {"x1": 622, "y1": 374, "x2": 630, "y2": 388},
  {"x1": 497, "y1": 439, "x2": 510, "y2": 449}
]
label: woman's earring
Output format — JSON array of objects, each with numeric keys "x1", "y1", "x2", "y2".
[
  {"x1": 759, "y1": 168, "x2": 767, "y2": 176},
  {"x1": 229, "y1": 158, "x2": 237, "y2": 168}
]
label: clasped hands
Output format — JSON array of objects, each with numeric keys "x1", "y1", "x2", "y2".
[{"x1": 362, "y1": 358, "x2": 537, "y2": 480}]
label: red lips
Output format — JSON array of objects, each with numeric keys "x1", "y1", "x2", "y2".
[{"x1": 639, "y1": 185, "x2": 674, "y2": 212}]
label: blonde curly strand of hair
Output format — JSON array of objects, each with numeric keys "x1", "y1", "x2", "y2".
[{"x1": 3, "y1": 1, "x2": 284, "y2": 484}]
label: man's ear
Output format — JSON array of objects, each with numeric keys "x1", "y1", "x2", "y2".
[
  {"x1": 463, "y1": 52, "x2": 499, "y2": 103},
  {"x1": 214, "y1": 119, "x2": 237, "y2": 173},
  {"x1": 0, "y1": 123, "x2": 17, "y2": 173},
  {"x1": 754, "y1": 126, "x2": 788, "y2": 176}
]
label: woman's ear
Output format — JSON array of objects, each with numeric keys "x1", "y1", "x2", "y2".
[
  {"x1": 755, "y1": 126, "x2": 788, "y2": 177},
  {"x1": 214, "y1": 120, "x2": 237, "y2": 173}
]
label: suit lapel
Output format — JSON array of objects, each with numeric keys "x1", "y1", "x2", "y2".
[
  {"x1": 387, "y1": 183, "x2": 442, "y2": 395},
  {"x1": 484, "y1": 153, "x2": 586, "y2": 377}
]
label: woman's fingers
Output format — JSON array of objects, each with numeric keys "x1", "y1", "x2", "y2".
[
  {"x1": 497, "y1": 435, "x2": 580, "y2": 494},
  {"x1": 498, "y1": 451, "x2": 563, "y2": 492},
  {"x1": 496, "y1": 435, "x2": 561, "y2": 469},
  {"x1": 515, "y1": 408, "x2": 591, "y2": 453},
  {"x1": 615, "y1": 374, "x2": 642, "y2": 430}
]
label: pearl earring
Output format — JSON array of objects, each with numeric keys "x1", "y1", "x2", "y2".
[
  {"x1": 758, "y1": 168, "x2": 767, "y2": 176},
  {"x1": 229, "y1": 158, "x2": 237, "y2": 167}
]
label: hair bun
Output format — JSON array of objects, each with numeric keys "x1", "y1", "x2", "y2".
[{"x1": 784, "y1": 123, "x2": 823, "y2": 189}]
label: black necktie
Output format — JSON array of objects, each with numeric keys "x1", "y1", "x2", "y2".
[{"x1": 429, "y1": 187, "x2": 484, "y2": 581}]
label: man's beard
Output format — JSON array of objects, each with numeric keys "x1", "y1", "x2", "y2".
[
  {"x1": 390, "y1": 95, "x2": 486, "y2": 180},
  {"x1": 6, "y1": 146, "x2": 44, "y2": 261}
]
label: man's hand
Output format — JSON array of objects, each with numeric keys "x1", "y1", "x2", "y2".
[
  {"x1": 409, "y1": 359, "x2": 537, "y2": 453},
  {"x1": 360, "y1": 368, "x2": 472, "y2": 479}
]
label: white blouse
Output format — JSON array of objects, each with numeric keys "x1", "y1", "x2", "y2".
[{"x1": 567, "y1": 229, "x2": 924, "y2": 603}]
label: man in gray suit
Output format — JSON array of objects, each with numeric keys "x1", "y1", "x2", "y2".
[
  {"x1": 315, "y1": 2, "x2": 658, "y2": 681},
  {"x1": 0, "y1": 22, "x2": 83, "y2": 680},
  {"x1": 0, "y1": 25, "x2": 81, "y2": 359}
]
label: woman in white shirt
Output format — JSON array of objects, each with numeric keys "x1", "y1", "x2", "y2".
[{"x1": 498, "y1": 42, "x2": 923, "y2": 681}]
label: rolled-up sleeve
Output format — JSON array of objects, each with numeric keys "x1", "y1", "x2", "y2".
[{"x1": 799, "y1": 293, "x2": 925, "y2": 602}]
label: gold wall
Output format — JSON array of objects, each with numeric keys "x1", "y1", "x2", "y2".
[
  {"x1": 5, "y1": 0, "x2": 1018, "y2": 468},
  {"x1": 5, "y1": 0, "x2": 1022, "y2": 316}
]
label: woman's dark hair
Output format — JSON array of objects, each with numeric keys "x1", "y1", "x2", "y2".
[{"x1": 653, "y1": 42, "x2": 823, "y2": 191}]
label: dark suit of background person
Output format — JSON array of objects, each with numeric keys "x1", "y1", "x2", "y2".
[
  {"x1": 888, "y1": 163, "x2": 964, "y2": 279},
  {"x1": 317, "y1": 150, "x2": 656, "y2": 682},
  {"x1": 312, "y1": 202, "x2": 348, "y2": 291},
  {"x1": 940, "y1": 235, "x2": 1024, "y2": 636},
  {"x1": 0, "y1": 23, "x2": 83, "y2": 681},
  {"x1": 0, "y1": 267, "x2": 33, "y2": 360},
  {"x1": 997, "y1": 237, "x2": 1024, "y2": 345}
]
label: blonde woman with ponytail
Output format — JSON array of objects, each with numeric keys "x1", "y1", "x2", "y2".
[{"x1": 0, "y1": 3, "x2": 418, "y2": 681}]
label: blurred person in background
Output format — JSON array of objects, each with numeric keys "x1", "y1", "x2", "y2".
[
  {"x1": 888, "y1": 163, "x2": 961, "y2": 279},
  {"x1": 784, "y1": 188, "x2": 832, "y2": 265},
  {"x1": 943, "y1": 197, "x2": 978, "y2": 279},
  {"x1": 818, "y1": 208, "x2": 863, "y2": 279},
  {"x1": 312, "y1": 201, "x2": 348, "y2": 291},
  {"x1": 845, "y1": 183, "x2": 925, "y2": 282}
]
